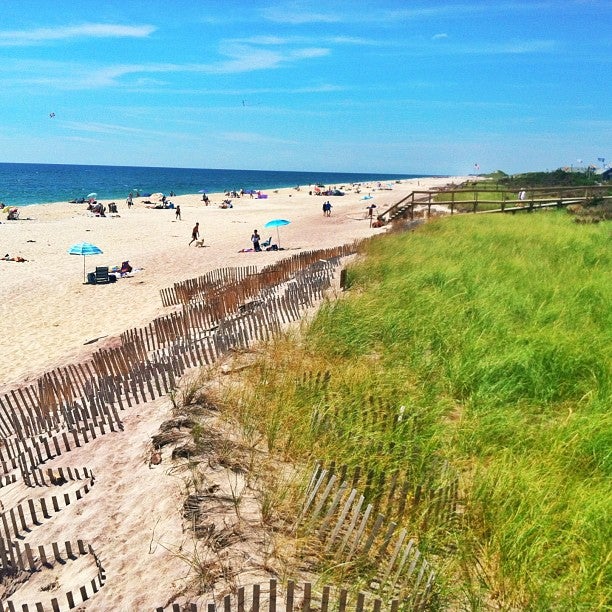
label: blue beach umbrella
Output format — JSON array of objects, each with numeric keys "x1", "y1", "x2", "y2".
[
  {"x1": 264, "y1": 218, "x2": 290, "y2": 248},
  {"x1": 68, "y1": 241, "x2": 103, "y2": 282}
]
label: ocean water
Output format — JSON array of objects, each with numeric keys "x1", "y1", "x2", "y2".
[{"x1": 0, "y1": 163, "x2": 433, "y2": 207}]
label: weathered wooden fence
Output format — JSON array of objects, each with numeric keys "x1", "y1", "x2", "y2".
[
  {"x1": 160, "y1": 244, "x2": 360, "y2": 307},
  {"x1": 293, "y1": 463, "x2": 438, "y2": 606},
  {"x1": 154, "y1": 578, "x2": 410, "y2": 612},
  {"x1": 0, "y1": 539, "x2": 105, "y2": 612},
  {"x1": 0, "y1": 245, "x2": 368, "y2": 610},
  {"x1": 0, "y1": 238, "x2": 452, "y2": 611},
  {"x1": 0, "y1": 246, "x2": 353, "y2": 442},
  {"x1": 303, "y1": 460, "x2": 459, "y2": 538}
]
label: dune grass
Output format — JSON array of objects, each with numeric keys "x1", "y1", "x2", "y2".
[{"x1": 221, "y1": 210, "x2": 611, "y2": 609}]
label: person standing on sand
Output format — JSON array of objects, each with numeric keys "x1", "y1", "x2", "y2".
[
  {"x1": 251, "y1": 229, "x2": 261, "y2": 251},
  {"x1": 175, "y1": 205, "x2": 181, "y2": 220},
  {"x1": 189, "y1": 222, "x2": 200, "y2": 245},
  {"x1": 366, "y1": 203, "x2": 377, "y2": 226},
  {"x1": 127, "y1": 193, "x2": 133, "y2": 208}
]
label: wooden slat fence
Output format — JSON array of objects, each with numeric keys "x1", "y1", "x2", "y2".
[
  {"x1": 154, "y1": 579, "x2": 405, "y2": 612},
  {"x1": 160, "y1": 265, "x2": 259, "y2": 307},
  {"x1": 0, "y1": 247, "x2": 350, "y2": 442},
  {"x1": 3, "y1": 237, "x2": 462, "y2": 612},
  {"x1": 293, "y1": 463, "x2": 437, "y2": 607},
  {"x1": 0, "y1": 539, "x2": 106, "y2": 612},
  {"x1": 307, "y1": 459, "x2": 459, "y2": 538},
  {"x1": 0, "y1": 248, "x2": 361, "y2": 609},
  {"x1": 161, "y1": 244, "x2": 360, "y2": 307}
]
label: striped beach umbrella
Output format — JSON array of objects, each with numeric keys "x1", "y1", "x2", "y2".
[
  {"x1": 264, "y1": 218, "x2": 290, "y2": 248},
  {"x1": 68, "y1": 241, "x2": 103, "y2": 283}
]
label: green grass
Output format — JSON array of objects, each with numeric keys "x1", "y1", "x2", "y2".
[{"x1": 222, "y1": 211, "x2": 611, "y2": 609}]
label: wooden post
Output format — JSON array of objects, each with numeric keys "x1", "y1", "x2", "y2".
[
  {"x1": 302, "y1": 582, "x2": 311, "y2": 612},
  {"x1": 338, "y1": 589, "x2": 348, "y2": 612},
  {"x1": 355, "y1": 593, "x2": 365, "y2": 612},
  {"x1": 269, "y1": 579, "x2": 277, "y2": 612},
  {"x1": 285, "y1": 580, "x2": 294, "y2": 612},
  {"x1": 253, "y1": 583, "x2": 261, "y2": 612},
  {"x1": 321, "y1": 586, "x2": 330, "y2": 612}
]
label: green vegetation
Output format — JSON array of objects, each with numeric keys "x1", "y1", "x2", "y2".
[
  {"x1": 481, "y1": 168, "x2": 607, "y2": 189},
  {"x1": 500, "y1": 168, "x2": 606, "y2": 189},
  {"x1": 433, "y1": 185, "x2": 506, "y2": 212},
  {"x1": 222, "y1": 211, "x2": 611, "y2": 609}
]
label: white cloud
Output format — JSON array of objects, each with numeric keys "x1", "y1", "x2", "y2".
[
  {"x1": 432, "y1": 33, "x2": 448, "y2": 40},
  {"x1": 60, "y1": 120, "x2": 194, "y2": 141},
  {"x1": 290, "y1": 48, "x2": 329, "y2": 59},
  {"x1": 261, "y1": 7, "x2": 340, "y2": 24},
  {"x1": 219, "y1": 131, "x2": 296, "y2": 145},
  {"x1": 229, "y1": 34, "x2": 380, "y2": 47},
  {"x1": 391, "y1": 37, "x2": 556, "y2": 57},
  {"x1": 1, "y1": 36, "x2": 332, "y2": 90},
  {"x1": 0, "y1": 23, "x2": 156, "y2": 46},
  {"x1": 471, "y1": 39, "x2": 556, "y2": 54}
]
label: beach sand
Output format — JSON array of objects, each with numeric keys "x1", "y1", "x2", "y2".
[{"x1": 0, "y1": 175, "x2": 469, "y2": 609}]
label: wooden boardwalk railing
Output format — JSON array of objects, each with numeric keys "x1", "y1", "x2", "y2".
[{"x1": 378, "y1": 184, "x2": 611, "y2": 223}]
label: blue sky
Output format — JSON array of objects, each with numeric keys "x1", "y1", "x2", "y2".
[{"x1": 0, "y1": 1, "x2": 609, "y2": 175}]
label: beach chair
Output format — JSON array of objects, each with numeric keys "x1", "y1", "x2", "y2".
[
  {"x1": 94, "y1": 266, "x2": 116, "y2": 284},
  {"x1": 261, "y1": 236, "x2": 273, "y2": 248}
]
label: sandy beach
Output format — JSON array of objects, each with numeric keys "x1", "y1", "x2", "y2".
[
  {"x1": 0, "y1": 176, "x2": 467, "y2": 392},
  {"x1": 0, "y1": 175, "x2": 470, "y2": 610}
]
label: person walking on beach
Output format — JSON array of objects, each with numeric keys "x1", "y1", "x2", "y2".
[
  {"x1": 127, "y1": 193, "x2": 133, "y2": 208},
  {"x1": 251, "y1": 229, "x2": 261, "y2": 251},
  {"x1": 175, "y1": 205, "x2": 181, "y2": 220},
  {"x1": 189, "y1": 222, "x2": 200, "y2": 245}
]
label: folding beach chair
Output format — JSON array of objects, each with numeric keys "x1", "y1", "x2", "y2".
[{"x1": 94, "y1": 266, "x2": 116, "y2": 284}]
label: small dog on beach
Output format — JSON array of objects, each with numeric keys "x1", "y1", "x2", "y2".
[{"x1": 194, "y1": 239, "x2": 205, "y2": 247}]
